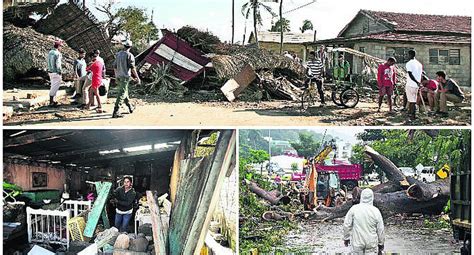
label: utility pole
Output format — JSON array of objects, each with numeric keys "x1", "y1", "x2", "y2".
[
  {"x1": 232, "y1": 0, "x2": 235, "y2": 44},
  {"x1": 279, "y1": 0, "x2": 283, "y2": 54}
]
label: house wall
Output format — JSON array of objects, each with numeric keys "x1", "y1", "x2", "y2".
[
  {"x1": 352, "y1": 41, "x2": 471, "y2": 87},
  {"x1": 259, "y1": 42, "x2": 308, "y2": 61},
  {"x1": 3, "y1": 159, "x2": 66, "y2": 191},
  {"x1": 340, "y1": 14, "x2": 390, "y2": 37}
]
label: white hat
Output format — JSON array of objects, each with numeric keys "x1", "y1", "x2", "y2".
[{"x1": 123, "y1": 40, "x2": 133, "y2": 47}]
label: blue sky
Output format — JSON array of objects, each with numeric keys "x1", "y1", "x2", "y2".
[{"x1": 85, "y1": 0, "x2": 472, "y2": 43}]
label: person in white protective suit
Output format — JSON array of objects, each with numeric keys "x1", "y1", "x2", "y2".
[{"x1": 343, "y1": 188, "x2": 385, "y2": 254}]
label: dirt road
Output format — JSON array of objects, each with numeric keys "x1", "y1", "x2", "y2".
[{"x1": 4, "y1": 94, "x2": 471, "y2": 126}]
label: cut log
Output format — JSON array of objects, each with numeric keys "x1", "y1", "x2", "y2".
[
  {"x1": 247, "y1": 181, "x2": 290, "y2": 205},
  {"x1": 364, "y1": 146, "x2": 409, "y2": 187},
  {"x1": 406, "y1": 178, "x2": 450, "y2": 201},
  {"x1": 262, "y1": 211, "x2": 294, "y2": 221}
]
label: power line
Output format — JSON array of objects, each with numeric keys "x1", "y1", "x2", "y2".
[{"x1": 283, "y1": 0, "x2": 317, "y2": 15}]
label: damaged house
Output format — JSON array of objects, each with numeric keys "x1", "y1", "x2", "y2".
[
  {"x1": 3, "y1": 0, "x2": 114, "y2": 82},
  {"x1": 3, "y1": 129, "x2": 237, "y2": 255},
  {"x1": 311, "y1": 9, "x2": 472, "y2": 87}
]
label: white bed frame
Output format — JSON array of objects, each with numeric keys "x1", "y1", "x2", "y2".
[{"x1": 26, "y1": 200, "x2": 92, "y2": 249}]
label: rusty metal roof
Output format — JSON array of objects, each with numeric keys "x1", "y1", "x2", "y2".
[{"x1": 3, "y1": 130, "x2": 192, "y2": 167}]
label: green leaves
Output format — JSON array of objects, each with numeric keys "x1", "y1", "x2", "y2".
[
  {"x1": 144, "y1": 62, "x2": 186, "y2": 95},
  {"x1": 352, "y1": 130, "x2": 470, "y2": 175}
]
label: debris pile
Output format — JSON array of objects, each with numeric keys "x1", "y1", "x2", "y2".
[
  {"x1": 176, "y1": 25, "x2": 221, "y2": 54},
  {"x1": 3, "y1": 22, "x2": 78, "y2": 82},
  {"x1": 211, "y1": 44, "x2": 306, "y2": 80}
]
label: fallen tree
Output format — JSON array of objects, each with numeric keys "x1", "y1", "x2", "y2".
[
  {"x1": 247, "y1": 181, "x2": 290, "y2": 205},
  {"x1": 310, "y1": 146, "x2": 450, "y2": 221}
]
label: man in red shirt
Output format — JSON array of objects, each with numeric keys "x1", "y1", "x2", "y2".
[
  {"x1": 85, "y1": 56, "x2": 104, "y2": 113},
  {"x1": 377, "y1": 57, "x2": 397, "y2": 112},
  {"x1": 417, "y1": 75, "x2": 438, "y2": 112}
]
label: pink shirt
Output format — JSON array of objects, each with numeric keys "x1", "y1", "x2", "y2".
[
  {"x1": 377, "y1": 63, "x2": 397, "y2": 87},
  {"x1": 86, "y1": 60, "x2": 104, "y2": 89}
]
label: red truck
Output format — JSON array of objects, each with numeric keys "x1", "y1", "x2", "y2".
[{"x1": 315, "y1": 163, "x2": 362, "y2": 190}]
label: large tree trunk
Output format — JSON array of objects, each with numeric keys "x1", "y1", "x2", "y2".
[
  {"x1": 311, "y1": 147, "x2": 450, "y2": 221},
  {"x1": 365, "y1": 146, "x2": 409, "y2": 187},
  {"x1": 248, "y1": 181, "x2": 290, "y2": 205}
]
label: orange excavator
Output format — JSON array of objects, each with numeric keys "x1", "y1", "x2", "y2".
[{"x1": 300, "y1": 140, "x2": 338, "y2": 210}]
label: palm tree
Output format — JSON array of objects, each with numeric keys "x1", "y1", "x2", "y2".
[
  {"x1": 300, "y1": 19, "x2": 314, "y2": 33},
  {"x1": 241, "y1": 0, "x2": 277, "y2": 47}
]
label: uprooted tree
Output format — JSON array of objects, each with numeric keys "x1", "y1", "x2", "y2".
[{"x1": 244, "y1": 130, "x2": 470, "y2": 222}]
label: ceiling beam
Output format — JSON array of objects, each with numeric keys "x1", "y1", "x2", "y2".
[
  {"x1": 34, "y1": 137, "x2": 183, "y2": 160},
  {"x1": 4, "y1": 130, "x2": 77, "y2": 148},
  {"x1": 67, "y1": 145, "x2": 179, "y2": 167}
]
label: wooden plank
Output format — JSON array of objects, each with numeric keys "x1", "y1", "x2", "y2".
[
  {"x1": 95, "y1": 183, "x2": 110, "y2": 229},
  {"x1": 83, "y1": 182, "x2": 112, "y2": 238},
  {"x1": 220, "y1": 64, "x2": 256, "y2": 102},
  {"x1": 170, "y1": 131, "x2": 198, "y2": 205},
  {"x1": 146, "y1": 191, "x2": 168, "y2": 255},
  {"x1": 168, "y1": 130, "x2": 236, "y2": 255}
]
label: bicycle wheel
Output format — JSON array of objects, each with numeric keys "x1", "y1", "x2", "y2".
[
  {"x1": 340, "y1": 88, "x2": 359, "y2": 108},
  {"x1": 331, "y1": 90, "x2": 344, "y2": 106},
  {"x1": 301, "y1": 90, "x2": 315, "y2": 110}
]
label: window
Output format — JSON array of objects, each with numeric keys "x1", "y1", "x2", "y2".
[
  {"x1": 429, "y1": 49, "x2": 460, "y2": 65},
  {"x1": 386, "y1": 47, "x2": 414, "y2": 63}
]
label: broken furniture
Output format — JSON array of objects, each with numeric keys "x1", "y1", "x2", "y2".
[
  {"x1": 26, "y1": 207, "x2": 71, "y2": 250},
  {"x1": 134, "y1": 206, "x2": 152, "y2": 236}
]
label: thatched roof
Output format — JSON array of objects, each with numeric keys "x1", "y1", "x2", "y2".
[
  {"x1": 3, "y1": 23, "x2": 78, "y2": 82},
  {"x1": 210, "y1": 45, "x2": 306, "y2": 80}
]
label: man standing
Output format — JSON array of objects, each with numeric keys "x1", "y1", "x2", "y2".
[
  {"x1": 334, "y1": 54, "x2": 350, "y2": 81},
  {"x1": 434, "y1": 70, "x2": 465, "y2": 116},
  {"x1": 344, "y1": 188, "x2": 385, "y2": 254},
  {"x1": 405, "y1": 50, "x2": 423, "y2": 120},
  {"x1": 47, "y1": 40, "x2": 63, "y2": 107},
  {"x1": 112, "y1": 176, "x2": 136, "y2": 233},
  {"x1": 377, "y1": 57, "x2": 397, "y2": 112},
  {"x1": 305, "y1": 51, "x2": 325, "y2": 106},
  {"x1": 72, "y1": 48, "x2": 88, "y2": 101},
  {"x1": 112, "y1": 40, "x2": 141, "y2": 118},
  {"x1": 317, "y1": 45, "x2": 327, "y2": 77}
]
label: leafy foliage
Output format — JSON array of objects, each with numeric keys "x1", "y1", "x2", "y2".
[
  {"x1": 239, "y1": 152, "x2": 297, "y2": 254},
  {"x1": 270, "y1": 18, "x2": 291, "y2": 32},
  {"x1": 97, "y1": 3, "x2": 158, "y2": 52},
  {"x1": 143, "y1": 62, "x2": 186, "y2": 95},
  {"x1": 350, "y1": 130, "x2": 471, "y2": 175},
  {"x1": 290, "y1": 131, "x2": 322, "y2": 158},
  {"x1": 300, "y1": 19, "x2": 314, "y2": 33}
]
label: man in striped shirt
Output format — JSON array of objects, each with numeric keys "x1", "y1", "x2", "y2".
[{"x1": 304, "y1": 51, "x2": 325, "y2": 105}]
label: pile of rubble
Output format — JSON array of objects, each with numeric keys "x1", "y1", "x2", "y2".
[{"x1": 92, "y1": 227, "x2": 154, "y2": 255}]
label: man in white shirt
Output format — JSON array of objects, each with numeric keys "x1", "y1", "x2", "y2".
[{"x1": 405, "y1": 49, "x2": 423, "y2": 120}]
